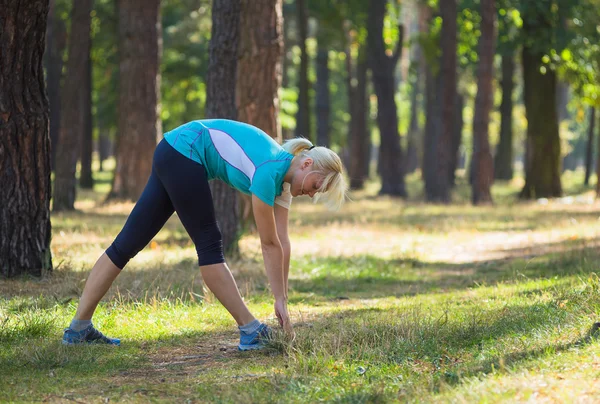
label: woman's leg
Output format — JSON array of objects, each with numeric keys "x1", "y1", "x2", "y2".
[
  {"x1": 155, "y1": 143, "x2": 256, "y2": 326},
  {"x1": 73, "y1": 157, "x2": 175, "y2": 322},
  {"x1": 200, "y1": 263, "x2": 255, "y2": 326}
]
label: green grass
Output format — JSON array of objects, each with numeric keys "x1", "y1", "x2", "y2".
[{"x1": 2, "y1": 167, "x2": 600, "y2": 402}]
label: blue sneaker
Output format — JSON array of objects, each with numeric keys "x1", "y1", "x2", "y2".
[
  {"x1": 62, "y1": 324, "x2": 120, "y2": 346},
  {"x1": 238, "y1": 323, "x2": 271, "y2": 351}
]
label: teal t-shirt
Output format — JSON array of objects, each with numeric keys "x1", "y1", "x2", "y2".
[{"x1": 163, "y1": 119, "x2": 293, "y2": 206}]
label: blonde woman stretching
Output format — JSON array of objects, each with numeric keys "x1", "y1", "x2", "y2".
[{"x1": 62, "y1": 119, "x2": 347, "y2": 350}]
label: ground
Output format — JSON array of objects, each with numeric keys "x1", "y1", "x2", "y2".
[{"x1": 1, "y1": 173, "x2": 600, "y2": 403}]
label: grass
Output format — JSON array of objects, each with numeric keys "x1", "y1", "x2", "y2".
[{"x1": 2, "y1": 165, "x2": 600, "y2": 403}]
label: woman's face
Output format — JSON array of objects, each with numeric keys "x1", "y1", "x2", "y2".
[{"x1": 290, "y1": 158, "x2": 324, "y2": 198}]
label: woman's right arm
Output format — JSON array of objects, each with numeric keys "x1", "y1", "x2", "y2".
[{"x1": 252, "y1": 195, "x2": 293, "y2": 333}]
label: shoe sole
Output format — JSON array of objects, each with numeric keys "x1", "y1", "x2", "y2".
[
  {"x1": 62, "y1": 339, "x2": 121, "y2": 346},
  {"x1": 238, "y1": 343, "x2": 266, "y2": 351}
]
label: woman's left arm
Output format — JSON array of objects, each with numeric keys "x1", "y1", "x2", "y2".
[{"x1": 274, "y1": 204, "x2": 291, "y2": 294}]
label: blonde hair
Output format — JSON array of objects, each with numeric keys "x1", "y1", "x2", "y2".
[{"x1": 282, "y1": 137, "x2": 348, "y2": 210}]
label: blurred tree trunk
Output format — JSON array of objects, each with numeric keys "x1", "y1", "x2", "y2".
[
  {"x1": 45, "y1": 0, "x2": 67, "y2": 172},
  {"x1": 238, "y1": 0, "x2": 283, "y2": 142},
  {"x1": 424, "y1": 0, "x2": 457, "y2": 202},
  {"x1": 520, "y1": 15, "x2": 561, "y2": 198},
  {"x1": 347, "y1": 37, "x2": 370, "y2": 190},
  {"x1": 53, "y1": 0, "x2": 94, "y2": 211},
  {"x1": 471, "y1": 0, "x2": 495, "y2": 205},
  {"x1": 584, "y1": 107, "x2": 596, "y2": 186},
  {"x1": 109, "y1": 0, "x2": 161, "y2": 201},
  {"x1": 237, "y1": 0, "x2": 283, "y2": 233},
  {"x1": 207, "y1": 0, "x2": 241, "y2": 254},
  {"x1": 406, "y1": 56, "x2": 421, "y2": 174},
  {"x1": 596, "y1": 111, "x2": 600, "y2": 197},
  {"x1": 0, "y1": 0, "x2": 53, "y2": 277},
  {"x1": 281, "y1": 2, "x2": 294, "y2": 140},
  {"x1": 494, "y1": 53, "x2": 515, "y2": 180},
  {"x1": 315, "y1": 42, "x2": 330, "y2": 147},
  {"x1": 368, "y1": 0, "x2": 406, "y2": 197},
  {"x1": 294, "y1": 0, "x2": 311, "y2": 140},
  {"x1": 98, "y1": 130, "x2": 111, "y2": 172},
  {"x1": 80, "y1": 53, "x2": 94, "y2": 189},
  {"x1": 423, "y1": 57, "x2": 439, "y2": 196},
  {"x1": 450, "y1": 93, "x2": 463, "y2": 186}
]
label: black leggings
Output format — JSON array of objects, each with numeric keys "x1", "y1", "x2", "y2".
[{"x1": 106, "y1": 140, "x2": 224, "y2": 269}]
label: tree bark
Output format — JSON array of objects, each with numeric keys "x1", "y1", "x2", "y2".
[
  {"x1": 109, "y1": 0, "x2": 161, "y2": 201},
  {"x1": 406, "y1": 55, "x2": 421, "y2": 174},
  {"x1": 367, "y1": 0, "x2": 406, "y2": 197},
  {"x1": 237, "y1": 0, "x2": 283, "y2": 233},
  {"x1": 520, "y1": 47, "x2": 562, "y2": 197},
  {"x1": 294, "y1": 0, "x2": 311, "y2": 140},
  {"x1": 80, "y1": 51, "x2": 94, "y2": 189},
  {"x1": 426, "y1": 0, "x2": 457, "y2": 203},
  {"x1": 0, "y1": 0, "x2": 53, "y2": 277},
  {"x1": 207, "y1": 0, "x2": 241, "y2": 255},
  {"x1": 450, "y1": 93, "x2": 464, "y2": 186},
  {"x1": 45, "y1": 0, "x2": 67, "y2": 172},
  {"x1": 315, "y1": 43, "x2": 331, "y2": 148},
  {"x1": 584, "y1": 107, "x2": 596, "y2": 186},
  {"x1": 53, "y1": 0, "x2": 94, "y2": 211},
  {"x1": 471, "y1": 0, "x2": 495, "y2": 205},
  {"x1": 238, "y1": 0, "x2": 283, "y2": 142},
  {"x1": 494, "y1": 53, "x2": 515, "y2": 180},
  {"x1": 347, "y1": 40, "x2": 370, "y2": 190}
]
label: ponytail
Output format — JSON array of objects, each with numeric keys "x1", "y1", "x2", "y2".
[{"x1": 282, "y1": 137, "x2": 313, "y2": 156}]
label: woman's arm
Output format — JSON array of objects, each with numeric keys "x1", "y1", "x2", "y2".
[
  {"x1": 274, "y1": 203, "x2": 291, "y2": 294},
  {"x1": 252, "y1": 195, "x2": 292, "y2": 332}
]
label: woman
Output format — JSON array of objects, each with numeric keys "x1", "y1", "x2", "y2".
[{"x1": 62, "y1": 119, "x2": 347, "y2": 350}]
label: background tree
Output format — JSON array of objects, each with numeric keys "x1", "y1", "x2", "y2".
[
  {"x1": 315, "y1": 29, "x2": 331, "y2": 147},
  {"x1": 584, "y1": 108, "x2": 596, "y2": 185},
  {"x1": 471, "y1": 0, "x2": 496, "y2": 205},
  {"x1": 519, "y1": 1, "x2": 563, "y2": 198},
  {"x1": 0, "y1": 0, "x2": 53, "y2": 277},
  {"x1": 368, "y1": 0, "x2": 406, "y2": 197},
  {"x1": 237, "y1": 0, "x2": 283, "y2": 142},
  {"x1": 80, "y1": 46, "x2": 94, "y2": 189},
  {"x1": 294, "y1": 0, "x2": 311, "y2": 140},
  {"x1": 53, "y1": 0, "x2": 94, "y2": 211},
  {"x1": 237, "y1": 0, "x2": 283, "y2": 228},
  {"x1": 423, "y1": 0, "x2": 458, "y2": 203},
  {"x1": 109, "y1": 0, "x2": 162, "y2": 201},
  {"x1": 45, "y1": 0, "x2": 67, "y2": 171},
  {"x1": 494, "y1": 52, "x2": 515, "y2": 180},
  {"x1": 206, "y1": 0, "x2": 241, "y2": 254}
]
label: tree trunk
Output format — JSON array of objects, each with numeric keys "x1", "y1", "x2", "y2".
[
  {"x1": 406, "y1": 55, "x2": 421, "y2": 174},
  {"x1": 315, "y1": 43, "x2": 331, "y2": 148},
  {"x1": 294, "y1": 0, "x2": 311, "y2": 140},
  {"x1": 45, "y1": 0, "x2": 67, "y2": 172},
  {"x1": 98, "y1": 130, "x2": 111, "y2": 172},
  {"x1": 471, "y1": 0, "x2": 495, "y2": 205},
  {"x1": 584, "y1": 107, "x2": 596, "y2": 186},
  {"x1": 494, "y1": 53, "x2": 515, "y2": 180},
  {"x1": 347, "y1": 40, "x2": 370, "y2": 190},
  {"x1": 595, "y1": 110, "x2": 600, "y2": 197},
  {"x1": 207, "y1": 0, "x2": 241, "y2": 255},
  {"x1": 0, "y1": 0, "x2": 53, "y2": 277},
  {"x1": 423, "y1": 56, "x2": 439, "y2": 198},
  {"x1": 368, "y1": 0, "x2": 406, "y2": 197},
  {"x1": 426, "y1": 0, "x2": 457, "y2": 203},
  {"x1": 237, "y1": 0, "x2": 283, "y2": 233},
  {"x1": 109, "y1": 0, "x2": 161, "y2": 201},
  {"x1": 520, "y1": 49, "x2": 562, "y2": 198},
  {"x1": 53, "y1": 0, "x2": 94, "y2": 211},
  {"x1": 80, "y1": 51, "x2": 94, "y2": 189},
  {"x1": 450, "y1": 93, "x2": 464, "y2": 186}
]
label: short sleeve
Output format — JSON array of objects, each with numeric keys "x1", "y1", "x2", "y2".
[
  {"x1": 249, "y1": 168, "x2": 277, "y2": 206},
  {"x1": 274, "y1": 182, "x2": 292, "y2": 210}
]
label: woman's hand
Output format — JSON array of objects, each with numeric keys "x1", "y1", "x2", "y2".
[{"x1": 274, "y1": 298, "x2": 294, "y2": 336}]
